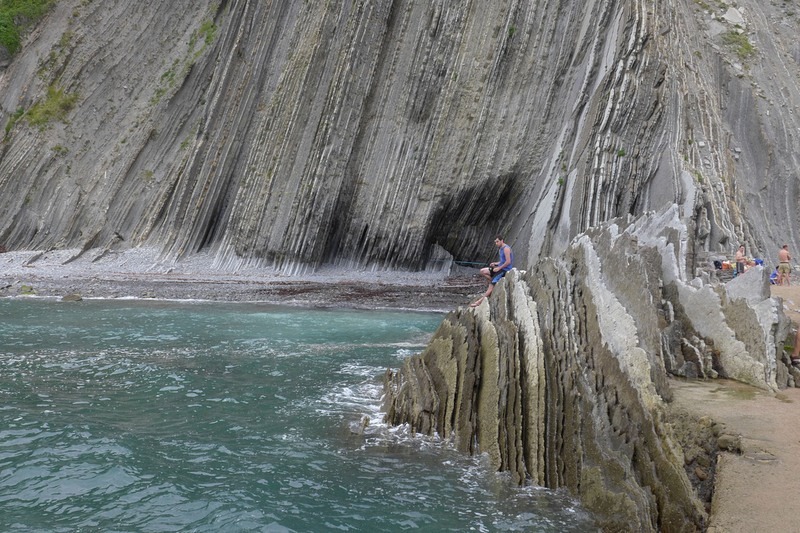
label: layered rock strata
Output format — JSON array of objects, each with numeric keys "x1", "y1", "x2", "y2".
[
  {"x1": 1, "y1": 1, "x2": 799, "y2": 273},
  {"x1": 2, "y1": 1, "x2": 799, "y2": 528},
  {"x1": 383, "y1": 208, "x2": 792, "y2": 531}
]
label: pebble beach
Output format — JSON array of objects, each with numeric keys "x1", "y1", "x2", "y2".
[{"x1": 0, "y1": 247, "x2": 486, "y2": 312}]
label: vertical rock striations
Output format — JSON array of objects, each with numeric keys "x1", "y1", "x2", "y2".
[
  {"x1": 2, "y1": 1, "x2": 798, "y2": 528},
  {"x1": 1, "y1": 1, "x2": 799, "y2": 271},
  {"x1": 384, "y1": 207, "x2": 788, "y2": 530}
]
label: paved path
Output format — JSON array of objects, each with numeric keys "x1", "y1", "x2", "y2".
[{"x1": 671, "y1": 378, "x2": 800, "y2": 533}]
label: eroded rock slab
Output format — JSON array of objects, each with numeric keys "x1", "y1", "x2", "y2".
[{"x1": 384, "y1": 208, "x2": 791, "y2": 530}]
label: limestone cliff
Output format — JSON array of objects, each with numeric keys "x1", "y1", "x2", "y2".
[
  {"x1": 383, "y1": 208, "x2": 793, "y2": 530},
  {"x1": 1, "y1": 1, "x2": 799, "y2": 271}
]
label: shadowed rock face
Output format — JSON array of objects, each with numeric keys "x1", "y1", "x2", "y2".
[
  {"x1": 383, "y1": 208, "x2": 790, "y2": 530},
  {"x1": 1, "y1": 1, "x2": 798, "y2": 271}
]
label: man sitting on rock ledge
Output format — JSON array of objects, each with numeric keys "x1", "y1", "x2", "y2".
[{"x1": 470, "y1": 235, "x2": 513, "y2": 307}]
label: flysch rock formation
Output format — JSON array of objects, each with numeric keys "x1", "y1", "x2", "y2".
[
  {"x1": 383, "y1": 207, "x2": 796, "y2": 531},
  {"x1": 2, "y1": 0, "x2": 800, "y2": 530},
  {"x1": 1, "y1": 1, "x2": 799, "y2": 272}
]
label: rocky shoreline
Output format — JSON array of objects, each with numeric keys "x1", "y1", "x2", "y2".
[
  {"x1": 0, "y1": 248, "x2": 486, "y2": 312},
  {"x1": 5, "y1": 247, "x2": 800, "y2": 531}
]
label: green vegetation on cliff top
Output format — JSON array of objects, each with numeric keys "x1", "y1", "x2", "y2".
[{"x1": 0, "y1": 0, "x2": 55, "y2": 55}]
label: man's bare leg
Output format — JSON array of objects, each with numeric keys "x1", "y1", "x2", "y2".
[{"x1": 470, "y1": 283, "x2": 494, "y2": 307}]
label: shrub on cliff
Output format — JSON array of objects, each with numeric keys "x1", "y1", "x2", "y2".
[{"x1": 0, "y1": 0, "x2": 55, "y2": 55}]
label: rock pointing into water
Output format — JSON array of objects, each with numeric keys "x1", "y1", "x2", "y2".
[{"x1": 383, "y1": 207, "x2": 790, "y2": 531}]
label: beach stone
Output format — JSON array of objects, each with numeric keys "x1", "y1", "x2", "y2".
[
  {"x1": 722, "y1": 7, "x2": 745, "y2": 26},
  {"x1": 61, "y1": 293, "x2": 83, "y2": 302},
  {"x1": 698, "y1": 416, "x2": 714, "y2": 427},
  {"x1": 696, "y1": 453, "x2": 712, "y2": 468},
  {"x1": 717, "y1": 434, "x2": 743, "y2": 453},
  {"x1": 19, "y1": 285, "x2": 35, "y2": 295},
  {"x1": 1, "y1": 1, "x2": 799, "y2": 529}
]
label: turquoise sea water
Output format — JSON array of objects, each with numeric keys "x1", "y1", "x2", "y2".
[{"x1": 1, "y1": 298, "x2": 596, "y2": 532}]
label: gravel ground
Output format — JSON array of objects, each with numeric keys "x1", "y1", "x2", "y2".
[{"x1": 0, "y1": 248, "x2": 487, "y2": 312}]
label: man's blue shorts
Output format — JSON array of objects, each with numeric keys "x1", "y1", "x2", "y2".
[{"x1": 490, "y1": 267, "x2": 508, "y2": 284}]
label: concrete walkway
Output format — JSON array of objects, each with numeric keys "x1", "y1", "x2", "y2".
[{"x1": 671, "y1": 378, "x2": 800, "y2": 533}]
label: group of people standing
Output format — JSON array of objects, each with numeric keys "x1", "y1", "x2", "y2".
[{"x1": 736, "y1": 243, "x2": 793, "y2": 286}]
